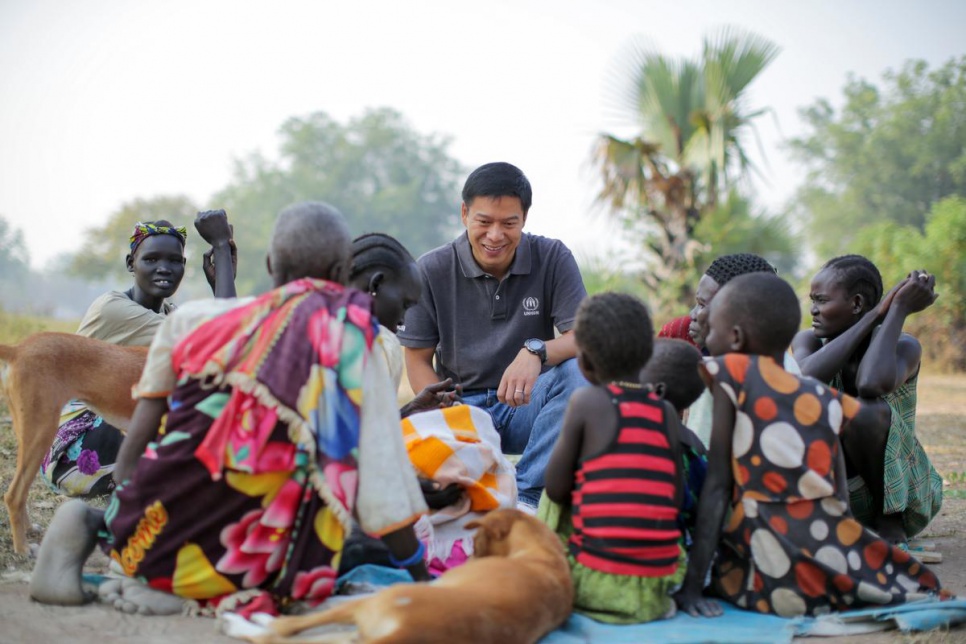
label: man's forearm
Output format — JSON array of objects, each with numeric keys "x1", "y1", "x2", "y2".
[{"x1": 545, "y1": 331, "x2": 577, "y2": 366}]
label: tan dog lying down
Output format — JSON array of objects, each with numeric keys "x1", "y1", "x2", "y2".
[
  {"x1": 0, "y1": 332, "x2": 147, "y2": 555},
  {"x1": 251, "y1": 508, "x2": 574, "y2": 644}
]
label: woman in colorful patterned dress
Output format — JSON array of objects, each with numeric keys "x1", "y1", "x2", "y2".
[
  {"x1": 543, "y1": 293, "x2": 686, "y2": 624},
  {"x1": 29, "y1": 203, "x2": 430, "y2": 616},
  {"x1": 791, "y1": 255, "x2": 942, "y2": 545},
  {"x1": 676, "y1": 273, "x2": 946, "y2": 618}
]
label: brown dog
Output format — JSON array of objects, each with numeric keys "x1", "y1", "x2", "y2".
[
  {"x1": 251, "y1": 508, "x2": 574, "y2": 644},
  {"x1": 0, "y1": 332, "x2": 147, "y2": 555}
]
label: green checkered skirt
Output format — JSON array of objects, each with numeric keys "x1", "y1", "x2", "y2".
[{"x1": 843, "y1": 374, "x2": 943, "y2": 537}]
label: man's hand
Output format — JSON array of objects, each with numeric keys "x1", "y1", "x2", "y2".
[
  {"x1": 497, "y1": 349, "x2": 542, "y2": 407},
  {"x1": 194, "y1": 209, "x2": 232, "y2": 247},
  {"x1": 673, "y1": 588, "x2": 723, "y2": 618},
  {"x1": 401, "y1": 378, "x2": 462, "y2": 417}
]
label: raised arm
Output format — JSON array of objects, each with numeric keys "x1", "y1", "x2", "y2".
[
  {"x1": 854, "y1": 273, "x2": 935, "y2": 397},
  {"x1": 793, "y1": 276, "x2": 910, "y2": 383},
  {"x1": 674, "y1": 383, "x2": 734, "y2": 617},
  {"x1": 792, "y1": 310, "x2": 880, "y2": 382},
  {"x1": 195, "y1": 210, "x2": 237, "y2": 298}
]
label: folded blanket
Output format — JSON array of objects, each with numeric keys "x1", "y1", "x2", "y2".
[{"x1": 402, "y1": 405, "x2": 517, "y2": 517}]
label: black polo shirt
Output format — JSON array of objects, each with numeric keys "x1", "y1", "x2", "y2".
[{"x1": 398, "y1": 232, "x2": 587, "y2": 391}]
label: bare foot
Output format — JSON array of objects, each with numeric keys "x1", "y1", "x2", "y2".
[
  {"x1": 100, "y1": 577, "x2": 186, "y2": 615},
  {"x1": 28, "y1": 500, "x2": 101, "y2": 605}
]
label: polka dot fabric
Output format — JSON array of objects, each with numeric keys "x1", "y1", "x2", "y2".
[{"x1": 701, "y1": 354, "x2": 945, "y2": 617}]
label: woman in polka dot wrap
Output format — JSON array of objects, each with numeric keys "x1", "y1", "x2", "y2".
[{"x1": 675, "y1": 273, "x2": 947, "y2": 619}]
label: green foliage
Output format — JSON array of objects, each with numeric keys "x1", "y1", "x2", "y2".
[
  {"x1": 852, "y1": 196, "x2": 966, "y2": 370},
  {"x1": 790, "y1": 57, "x2": 966, "y2": 257},
  {"x1": 68, "y1": 195, "x2": 201, "y2": 282},
  {"x1": 593, "y1": 27, "x2": 781, "y2": 308},
  {"x1": 213, "y1": 108, "x2": 465, "y2": 295}
]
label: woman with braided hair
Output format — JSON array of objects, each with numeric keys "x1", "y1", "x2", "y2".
[
  {"x1": 682, "y1": 253, "x2": 801, "y2": 448},
  {"x1": 41, "y1": 212, "x2": 236, "y2": 496},
  {"x1": 792, "y1": 255, "x2": 942, "y2": 545}
]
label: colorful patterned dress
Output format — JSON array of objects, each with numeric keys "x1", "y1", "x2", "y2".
[
  {"x1": 701, "y1": 354, "x2": 944, "y2": 617},
  {"x1": 99, "y1": 279, "x2": 426, "y2": 613}
]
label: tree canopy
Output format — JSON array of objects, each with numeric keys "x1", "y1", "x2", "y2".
[
  {"x1": 790, "y1": 57, "x2": 966, "y2": 258},
  {"x1": 213, "y1": 107, "x2": 465, "y2": 294},
  {"x1": 592, "y1": 27, "x2": 789, "y2": 306}
]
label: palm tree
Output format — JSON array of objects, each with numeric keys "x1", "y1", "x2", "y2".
[{"x1": 594, "y1": 27, "x2": 779, "y2": 299}]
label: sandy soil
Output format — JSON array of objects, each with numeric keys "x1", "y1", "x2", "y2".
[{"x1": 0, "y1": 374, "x2": 964, "y2": 643}]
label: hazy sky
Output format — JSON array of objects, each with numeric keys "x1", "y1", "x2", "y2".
[{"x1": 1, "y1": 0, "x2": 964, "y2": 271}]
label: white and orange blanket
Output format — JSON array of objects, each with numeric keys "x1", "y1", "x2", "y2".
[{"x1": 401, "y1": 405, "x2": 517, "y2": 569}]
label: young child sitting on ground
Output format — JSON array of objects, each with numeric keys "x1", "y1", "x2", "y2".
[
  {"x1": 542, "y1": 292, "x2": 685, "y2": 624},
  {"x1": 640, "y1": 339, "x2": 708, "y2": 547},
  {"x1": 675, "y1": 273, "x2": 946, "y2": 619}
]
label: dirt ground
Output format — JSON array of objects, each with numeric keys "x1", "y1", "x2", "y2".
[{"x1": 0, "y1": 374, "x2": 964, "y2": 643}]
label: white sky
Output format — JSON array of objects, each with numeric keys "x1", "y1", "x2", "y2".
[{"x1": 1, "y1": 0, "x2": 964, "y2": 270}]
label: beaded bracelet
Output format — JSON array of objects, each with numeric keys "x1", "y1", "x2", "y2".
[{"x1": 388, "y1": 541, "x2": 426, "y2": 568}]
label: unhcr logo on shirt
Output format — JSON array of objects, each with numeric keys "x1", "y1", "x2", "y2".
[{"x1": 522, "y1": 296, "x2": 540, "y2": 316}]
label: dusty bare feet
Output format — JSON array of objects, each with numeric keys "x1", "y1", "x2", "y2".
[
  {"x1": 28, "y1": 500, "x2": 101, "y2": 605},
  {"x1": 99, "y1": 577, "x2": 187, "y2": 615}
]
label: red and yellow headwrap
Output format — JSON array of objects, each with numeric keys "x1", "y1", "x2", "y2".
[{"x1": 129, "y1": 222, "x2": 188, "y2": 254}]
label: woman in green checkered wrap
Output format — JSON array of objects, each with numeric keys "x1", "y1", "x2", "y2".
[{"x1": 791, "y1": 255, "x2": 942, "y2": 544}]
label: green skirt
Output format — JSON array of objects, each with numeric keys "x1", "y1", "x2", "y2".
[{"x1": 537, "y1": 493, "x2": 685, "y2": 625}]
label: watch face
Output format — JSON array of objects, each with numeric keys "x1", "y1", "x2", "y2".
[{"x1": 526, "y1": 339, "x2": 544, "y2": 351}]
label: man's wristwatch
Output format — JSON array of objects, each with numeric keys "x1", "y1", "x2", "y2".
[{"x1": 524, "y1": 338, "x2": 547, "y2": 365}]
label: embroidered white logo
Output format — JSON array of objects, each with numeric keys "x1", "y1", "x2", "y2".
[{"x1": 523, "y1": 297, "x2": 540, "y2": 316}]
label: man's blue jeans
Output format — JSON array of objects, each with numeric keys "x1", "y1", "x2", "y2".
[{"x1": 460, "y1": 359, "x2": 587, "y2": 507}]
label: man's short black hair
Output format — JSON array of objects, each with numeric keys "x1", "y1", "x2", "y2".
[
  {"x1": 575, "y1": 292, "x2": 653, "y2": 382},
  {"x1": 716, "y1": 273, "x2": 801, "y2": 356},
  {"x1": 461, "y1": 162, "x2": 532, "y2": 214},
  {"x1": 640, "y1": 339, "x2": 705, "y2": 412}
]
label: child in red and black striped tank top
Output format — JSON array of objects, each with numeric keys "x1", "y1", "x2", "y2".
[{"x1": 542, "y1": 293, "x2": 686, "y2": 624}]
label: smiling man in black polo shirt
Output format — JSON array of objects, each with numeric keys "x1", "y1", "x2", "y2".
[{"x1": 398, "y1": 162, "x2": 588, "y2": 509}]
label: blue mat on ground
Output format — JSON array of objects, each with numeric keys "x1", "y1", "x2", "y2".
[{"x1": 335, "y1": 566, "x2": 966, "y2": 643}]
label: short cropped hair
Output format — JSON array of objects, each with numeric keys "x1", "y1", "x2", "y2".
[
  {"x1": 461, "y1": 162, "x2": 532, "y2": 214},
  {"x1": 575, "y1": 292, "x2": 653, "y2": 382},
  {"x1": 269, "y1": 202, "x2": 350, "y2": 281},
  {"x1": 640, "y1": 339, "x2": 705, "y2": 412},
  {"x1": 715, "y1": 273, "x2": 801, "y2": 356}
]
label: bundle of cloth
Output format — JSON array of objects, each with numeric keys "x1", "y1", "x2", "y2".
[{"x1": 402, "y1": 404, "x2": 517, "y2": 573}]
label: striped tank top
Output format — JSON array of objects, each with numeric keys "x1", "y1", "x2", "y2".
[{"x1": 569, "y1": 383, "x2": 681, "y2": 577}]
